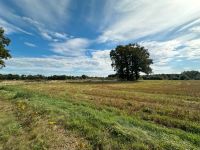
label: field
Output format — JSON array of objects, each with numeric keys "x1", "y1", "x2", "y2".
[{"x1": 0, "y1": 80, "x2": 200, "y2": 150}]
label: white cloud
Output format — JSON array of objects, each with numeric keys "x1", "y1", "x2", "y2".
[
  {"x1": 0, "y1": 18, "x2": 32, "y2": 35},
  {"x1": 140, "y1": 39, "x2": 200, "y2": 73},
  {"x1": 190, "y1": 26, "x2": 200, "y2": 33},
  {"x1": 22, "y1": 17, "x2": 69, "y2": 41},
  {"x1": 91, "y1": 50, "x2": 113, "y2": 72},
  {"x1": 54, "y1": 32, "x2": 68, "y2": 39},
  {"x1": 141, "y1": 40, "x2": 182, "y2": 66},
  {"x1": 0, "y1": 19, "x2": 16, "y2": 34},
  {"x1": 24, "y1": 42, "x2": 37, "y2": 47},
  {"x1": 178, "y1": 39, "x2": 200, "y2": 60},
  {"x1": 178, "y1": 18, "x2": 200, "y2": 32},
  {"x1": 3, "y1": 50, "x2": 114, "y2": 76},
  {"x1": 51, "y1": 38, "x2": 91, "y2": 56},
  {"x1": 0, "y1": 2, "x2": 33, "y2": 35},
  {"x1": 98, "y1": 0, "x2": 200, "y2": 42},
  {"x1": 40, "y1": 32, "x2": 54, "y2": 41},
  {"x1": 39, "y1": 31, "x2": 68, "y2": 41},
  {"x1": 11, "y1": 0, "x2": 71, "y2": 28},
  {"x1": 151, "y1": 66, "x2": 175, "y2": 74},
  {"x1": 0, "y1": 2, "x2": 70, "y2": 38}
]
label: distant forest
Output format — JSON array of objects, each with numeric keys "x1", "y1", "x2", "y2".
[
  {"x1": 0, "y1": 71, "x2": 200, "y2": 81},
  {"x1": 142, "y1": 71, "x2": 200, "y2": 80}
]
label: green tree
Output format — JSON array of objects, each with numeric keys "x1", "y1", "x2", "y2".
[
  {"x1": 0, "y1": 27, "x2": 11, "y2": 68},
  {"x1": 110, "y1": 43, "x2": 153, "y2": 81},
  {"x1": 180, "y1": 71, "x2": 200, "y2": 80},
  {"x1": 81, "y1": 75, "x2": 88, "y2": 80}
]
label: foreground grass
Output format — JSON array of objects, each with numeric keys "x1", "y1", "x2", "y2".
[{"x1": 0, "y1": 80, "x2": 200, "y2": 149}]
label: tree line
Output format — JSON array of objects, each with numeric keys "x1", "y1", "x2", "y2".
[
  {"x1": 0, "y1": 74, "x2": 105, "y2": 81},
  {"x1": 142, "y1": 71, "x2": 200, "y2": 80},
  {"x1": 0, "y1": 71, "x2": 200, "y2": 81}
]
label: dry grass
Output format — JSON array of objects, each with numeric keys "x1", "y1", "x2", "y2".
[
  {"x1": 0, "y1": 80, "x2": 200, "y2": 149},
  {"x1": 19, "y1": 80, "x2": 200, "y2": 122}
]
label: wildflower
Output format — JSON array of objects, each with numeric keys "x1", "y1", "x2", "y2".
[{"x1": 48, "y1": 121, "x2": 56, "y2": 125}]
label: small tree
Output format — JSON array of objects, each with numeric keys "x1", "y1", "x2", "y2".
[
  {"x1": 81, "y1": 75, "x2": 88, "y2": 80},
  {"x1": 0, "y1": 27, "x2": 11, "y2": 68},
  {"x1": 110, "y1": 43, "x2": 153, "y2": 81}
]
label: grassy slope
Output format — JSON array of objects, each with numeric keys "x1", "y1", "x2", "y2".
[{"x1": 0, "y1": 80, "x2": 200, "y2": 150}]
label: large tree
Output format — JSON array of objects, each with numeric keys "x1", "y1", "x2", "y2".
[
  {"x1": 0, "y1": 27, "x2": 11, "y2": 68},
  {"x1": 110, "y1": 43, "x2": 153, "y2": 81}
]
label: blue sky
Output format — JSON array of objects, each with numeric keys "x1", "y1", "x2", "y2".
[{"x1": 0, "y1": 0, "x2": 200, "y2": 76}]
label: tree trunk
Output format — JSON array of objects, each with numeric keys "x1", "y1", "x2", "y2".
[{"x1": 135, "y1": 71, "x2": 139, "y2": 80}]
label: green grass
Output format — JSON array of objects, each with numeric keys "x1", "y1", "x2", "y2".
[{"x1": 0, "y1": 80, "x2": 200, "y2": 149}]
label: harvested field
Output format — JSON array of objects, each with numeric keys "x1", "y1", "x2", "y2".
[{"x1": 0, "y1": 80, "x2": 200, "y2": 149}]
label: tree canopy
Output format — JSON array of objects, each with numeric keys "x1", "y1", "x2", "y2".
[
  {"x1": 110, "y1": 43, "x2": 153, "y2": 81},
  {"x1": 0, "y1": 27, "x2": 11, "y2": 68}
]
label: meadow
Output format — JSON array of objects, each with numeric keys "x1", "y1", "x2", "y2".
[{"x1": 0, "y1": 80, "x2": 200, "y2": 150}]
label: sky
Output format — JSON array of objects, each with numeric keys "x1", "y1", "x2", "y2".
[{"x1": 0, "y1": 0, "x2": 200, "y2": 76}]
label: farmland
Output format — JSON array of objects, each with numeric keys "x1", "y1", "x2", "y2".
[{"x1": 0, "y1": 80, "x2": 200, "y2": 150}]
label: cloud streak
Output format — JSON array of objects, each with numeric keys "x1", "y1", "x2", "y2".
[
  {"x1": 22, "y1": 17, "x2": 69, "y2": 41},
  {"x1": 24, "y1": 42, "x2": 37, "y2": 47},
  {"x1": 98, "y1": 0, "x2": 200, "y2": 42},
  {"x1": 0, "y1": 18, "x2": 32, "y2": 35},
  {"x1": 11, "y1": 0, "x2": 71, "y2": 28}
]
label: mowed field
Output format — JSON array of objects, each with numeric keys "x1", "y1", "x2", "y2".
[{"x1": 0, "y1": 80, "x2": 200, "y2": 150}]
